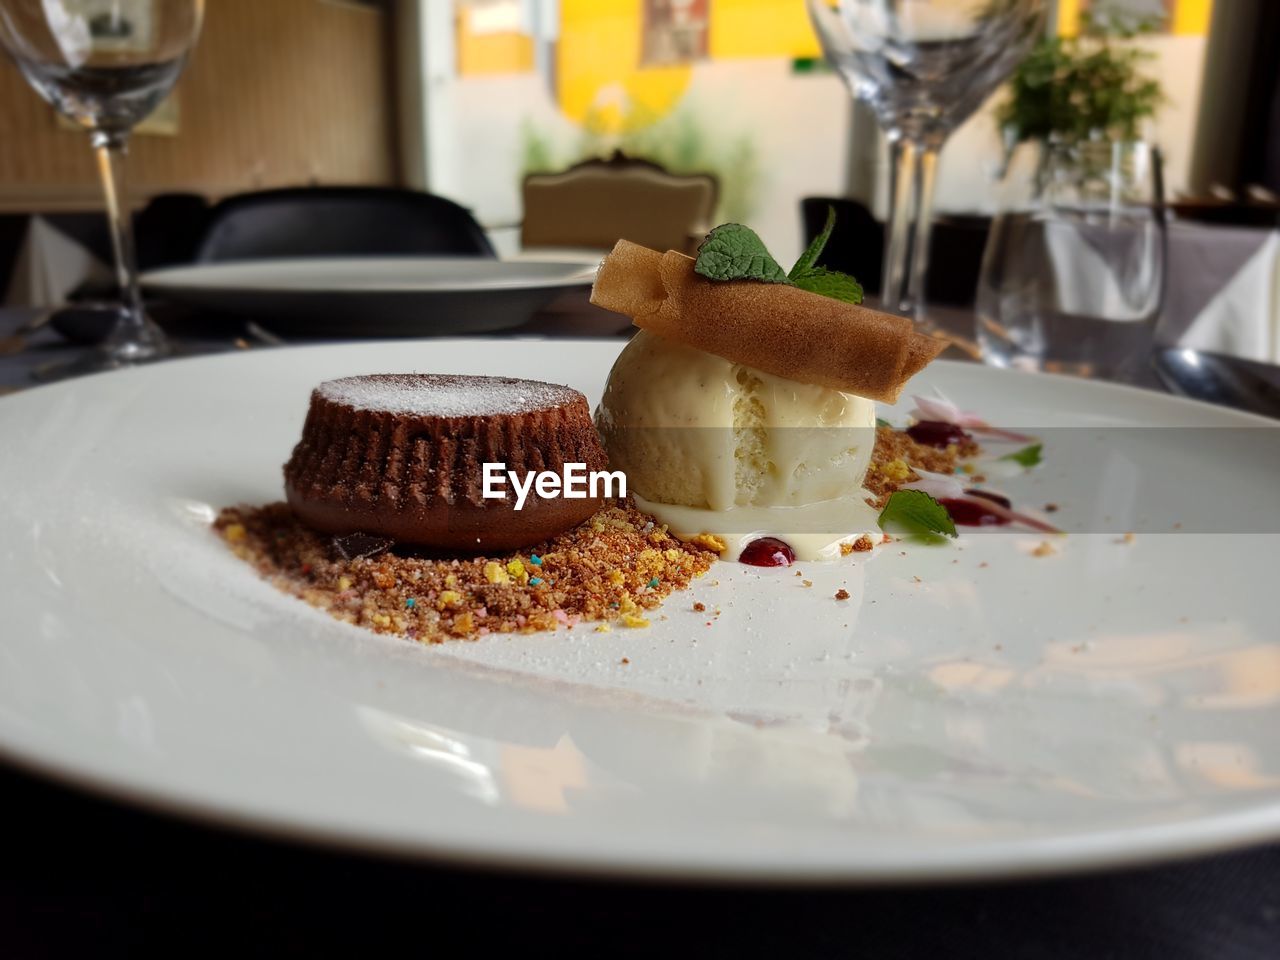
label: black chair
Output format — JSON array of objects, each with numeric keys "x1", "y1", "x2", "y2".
[
  {"x1": 195, "y1": 187, "x2": 495, "y2": 263},
  {"x1": 135, "y1": 193, "x2": 211, "y2": 270},
  {"x1": 927, "y1": 213, "x2": 992, "y2": 308},
  {"x1": 801, "y1": 197, "x2": 992, "y2": 308}
]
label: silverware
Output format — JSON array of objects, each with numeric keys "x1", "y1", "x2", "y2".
[{"x1": 1152, "y1": 347, "x2": 1280, "y2": 420}]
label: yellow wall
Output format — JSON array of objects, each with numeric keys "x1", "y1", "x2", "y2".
[
  {"x1": 1058, "y1": 0, "x2": 1214, "y2": 36},
  {"x1": 456, "y1": 6, "x2": 534, "y2": 75},
  {"x1": 708, "y1": 0, "x2": 820, "y2": 59},
  {"x1": 556, "y1": 0, "x2": 692, "y2": 131},
  {"x1": 1171, "y1": 0, "x2": 1213, "y2": 36},
  {"x1": 454, "y1": 0, "x2": 829, "y2": 130}
]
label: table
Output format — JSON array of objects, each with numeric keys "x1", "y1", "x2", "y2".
[
  {"x1": 3, "y1": 760, "x2": 1278, "y2": 957},
  {"x1": 2, "y1": 308, "x2": 1279, "y2": 957},
  {"x1": 0, "y1": 297, "x2": 632, "y2": 392}
]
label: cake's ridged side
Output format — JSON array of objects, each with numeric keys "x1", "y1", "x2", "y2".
[{"x1": 283, "y1": 391, "x2": 609, "y2": 514}]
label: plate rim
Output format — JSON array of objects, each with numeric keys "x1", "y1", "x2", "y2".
[
  {"x1": 140, "y1": 256, "x2": 600, "y2": 295},
  {"x1": 3, "y1": 733, "x2": 1280, "y2": 885}
]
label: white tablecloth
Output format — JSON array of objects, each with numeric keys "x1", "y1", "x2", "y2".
[
  {"x1": 1031, "y1": 217, "x2": 1280, "y2": 363},
  {"x1": 1177, "y1": 229, "x2": 1280, "y2": 363},
  {"x1": 3, "y1": 216, "x2": 109, "y2": 308}
]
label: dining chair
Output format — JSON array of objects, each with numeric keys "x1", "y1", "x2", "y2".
[
  {"x1": 135, "y1": 193, "x2": 211, "y2": 269},
  {"x1": 195, "y1": 187, "x2": 495, "y2": 262},
  {"x1": 522, "y1": 152, "x2": 718, "y2": 255}
]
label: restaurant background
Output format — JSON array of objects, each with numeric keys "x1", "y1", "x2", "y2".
[{"x1": 0, "y1": 0, "x2": 1257, "y2": 264}]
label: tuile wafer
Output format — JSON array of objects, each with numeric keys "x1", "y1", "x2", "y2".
[{"x1": 590, "y1": 240, "x2": 946, "y2": 403}]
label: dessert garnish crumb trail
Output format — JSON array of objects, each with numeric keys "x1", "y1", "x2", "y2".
[
  {"x1": 864, "y1": 426, "x2": 976, "y2": 508},
  {"x1": 216, "y1": 503, "x2": 715, "y2": 643}
]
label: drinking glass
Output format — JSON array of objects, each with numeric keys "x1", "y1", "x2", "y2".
[
  {"x1": 0, "y1": 0, "x2": 204, "y2": 378},
  {"x1": 976, "y1": 140, "x2": 1167, "y2": 380},
  {"x1": 807, "y1": 0, "x2": 1046, "y2": 329}
]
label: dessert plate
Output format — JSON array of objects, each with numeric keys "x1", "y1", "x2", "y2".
[
  {"x1": 141, "y1": 258, "x2": 598, "y2": 337},
  {"x1": 2, "y1": 341, "x2": 1280, "y2": 882}
]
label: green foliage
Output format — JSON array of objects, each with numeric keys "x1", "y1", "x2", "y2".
[
  {"x1": 998, "y1": 10, "x2": 1164, "y2": 149},
  {"x1": 693, "y1": 211, "x2": 863, "y2": 304},
  {"x1": 518, "y1": 120, "x2": 560, "y2": 175},
  {"x1": 1000, "y1": 443, "x2": 1043, "y2": 468},
  {"x1": 878, "y1": 490, "x2": 957, "y2": 543},
  {"x1": 518, "y1": 102, "x2": 762, "y2": 222},
  {"x1": 789, "y1": 204, "x2": 836, "y2": 279},
  {"x1": 790, "y1": 266, "x2": 863, "y2": 303},
  {"x1": 787, "y1": 206, "x2": 863, "y2": 303},
  {"x1": 694, "y1": 223, "x2": 790, "y2": 283}
]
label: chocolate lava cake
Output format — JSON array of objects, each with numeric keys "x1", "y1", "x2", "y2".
[{"x1": 284, "y1": 374, "x2": 609, "y2": 551}]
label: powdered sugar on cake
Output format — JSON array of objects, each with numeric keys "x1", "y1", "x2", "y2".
[{"x1": 316, "y1": 374, "x2": 580, "y2": 418}]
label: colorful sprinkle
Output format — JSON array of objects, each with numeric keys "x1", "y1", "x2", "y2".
[
  {"x1": 648, "y1": 577, "x2": 660, "y2": 588},
  {"x1": 529, "y1": 554, "x2": 542, "y2": 565},
  {"x1": 405, "y1": 598, "x2": 416, "y2": 608},
  {"x1": 529, "y1": 576, "x2": 544, "y2": 586}
]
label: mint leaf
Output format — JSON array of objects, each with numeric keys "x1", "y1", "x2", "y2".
[
  {"x1": 694, "y1": 214, "x2": 863, "y2": 305},
  {"x1": 878, "y1": 490, "x2": 957, "y2": 542},
  {"x1": 788, "y1": 205, "x2": 863, "y2": 302},
  {"x1": 695, "y1": 223, "x2": 789, "y2": 283},
  {"x1": 1000, "y1": 443, "x2": 1043, "y2": 468},
  {"x1": 790, "y1": 204, "x2": 836, "y2": 279},
  {"x1": 791, "y1": 266, "x2": 864, "y2": 304}
]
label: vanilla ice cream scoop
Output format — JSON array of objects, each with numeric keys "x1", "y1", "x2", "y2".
[{"x1": 597, "y1": 330, "x2": 882, "y2": 560}]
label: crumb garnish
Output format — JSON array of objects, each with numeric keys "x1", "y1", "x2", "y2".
[
  {"x1": 215, "y1": 503, "x2": 715, "y2": 643},
  {"x1": 864, "y1": 426, "x2": 979, "y2": 509}
]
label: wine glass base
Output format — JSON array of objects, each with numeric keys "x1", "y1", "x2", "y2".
[{"x1": 32, "y1": 340, "x2": 172, "y2": 383}]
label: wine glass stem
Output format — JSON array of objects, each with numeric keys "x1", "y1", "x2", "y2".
[
  {"x1": 908, "y1": 141, "x2": 941, "y2": 331},
  {"x1": 91, "y1": 129, "x2": 162, "y2": 356},
  {"x1": 883, "y1": 136, "x2": 916, "y2": 313}
]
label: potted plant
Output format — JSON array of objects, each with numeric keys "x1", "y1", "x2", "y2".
[{"x1": 996, "y1": 10, "x2": 1164, "y2": 194}]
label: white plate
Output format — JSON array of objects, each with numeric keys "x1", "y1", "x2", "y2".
[
  {"x1": 141, "y1": 258, "x2": 599, "y2": 337},
  {"x1": 2, "y1": 341, "x2": 1279, "y2": 883}
]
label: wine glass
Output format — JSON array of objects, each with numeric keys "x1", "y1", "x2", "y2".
[
  {"x1": 976, "y1": 140, "x2": 1167, "y2": 381},
  {"x1": 807, "y1": 0, "x2": 1046, "y2": 330},
  {"x1": 0, "y1": 0, "x2": 204, "y2": 378}
]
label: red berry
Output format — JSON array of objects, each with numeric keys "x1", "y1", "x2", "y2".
[
  {"x1": 739, "y1": 537, "x2": 796, "y2": 567},
  {"x1": 965, "y1": 488, "x2": 1012, "y2": 510},
  {"x1": 906, "y1": 420, "x2": 971, "y2": 448},
  {"x1": 940, "y1": 497, "x2": 1011, "y2": 527}
]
